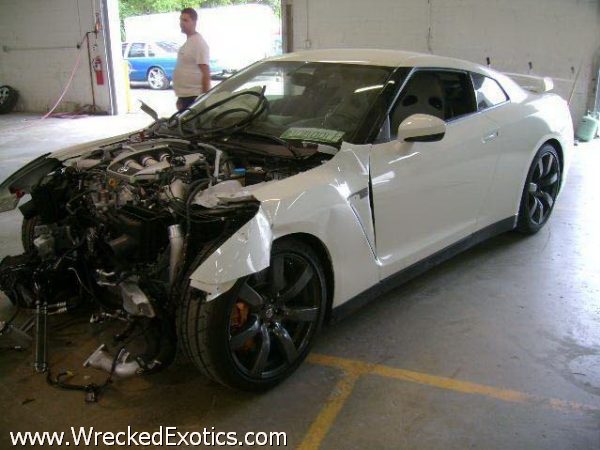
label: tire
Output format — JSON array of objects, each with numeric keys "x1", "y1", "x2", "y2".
[
  {"x1": 177, "y1": 238, "x2": 327, "y2": 391},
  {"x1": 21, "y1": 215, "x2": 41, "y2": 252},
  {"x1": 0, "y1": 85, "x2": 19, "y2": 114},
  {"x1": 147, "y1": 67, "x2": 170, "y2": 90},
  {"x1": 516, "y1": 144, "x2": 561, "y2": 234}
]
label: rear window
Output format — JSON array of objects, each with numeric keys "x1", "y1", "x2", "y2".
[
  {"x1": 156, "y1": 41, "x2": 179, "y2": 53},
  {"x1": 471, "y1": 73, "x2": 508, "y2": 110},
  {"x1": 128, "y1": 43, "x2": 145, "y2": 58}
]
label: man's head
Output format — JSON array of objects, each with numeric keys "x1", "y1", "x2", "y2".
[{"x1": 180, "y1": 8, "x2": 198, "y2": 36}]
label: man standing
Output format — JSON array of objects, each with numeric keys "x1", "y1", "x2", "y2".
[{"x1": 173, "y1": 7, "x2": 211, "y2": 111}]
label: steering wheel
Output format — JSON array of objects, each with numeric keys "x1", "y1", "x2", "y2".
[
  {"x1": 163, "y1": 87, "x2": 269, "y2": 136},
  {"x1": 322, "y1": 109, "x2": 358, "y2": 130},
  {"x1": 208, "y1": 107, "x2": 253, "y2": 128}
]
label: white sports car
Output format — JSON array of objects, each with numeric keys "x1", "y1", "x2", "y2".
[{"x1": 0, "y1": 49, "x2": 573, "y2": 391}]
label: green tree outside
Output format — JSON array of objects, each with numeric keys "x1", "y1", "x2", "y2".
[{"x1": 119, "y1": 0, "x2": 281, "y2": 37}]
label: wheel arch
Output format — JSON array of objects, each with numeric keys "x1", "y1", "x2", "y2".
[
  {"x1": 274, "y1": 232, "x2": 335, "y2": 324},
  {"x1": 517, "y1": 135, "x2": 566, "y2": 208},
  {"x1": 543, "y1": 138, "x2": 564, "y2": 175}
]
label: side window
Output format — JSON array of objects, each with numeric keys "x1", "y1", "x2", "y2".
[
  {"x1": 389, "y1": 70, "x2": 476, "y2": 135},
  {"x1": 121, "y1": 43, "x2": 128, "y2": 57},
  {"x1": 471, "y1": 73, "x2": 508, "y2": 110},
  {"x1": 147, "y1": 44, "x2": 156, "y2": 57},
  {"x1": 128, "y1": 43, "x2": 145, "y2": 58}
]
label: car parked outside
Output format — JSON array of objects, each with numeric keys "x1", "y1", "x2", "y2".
[{"x1": 122, "y1": 41, "x2": 231, "y2": 89}]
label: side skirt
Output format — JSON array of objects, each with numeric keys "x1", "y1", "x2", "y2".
[{"x1": 329, "y1": 216, "x2": 517, "y2": 322}]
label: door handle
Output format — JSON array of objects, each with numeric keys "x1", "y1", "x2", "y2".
[{"x1": 482, "y1": 130, "x2": 499, "y2": 143}]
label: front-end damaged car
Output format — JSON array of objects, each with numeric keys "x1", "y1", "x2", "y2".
[{"x1": 0, "y1": 49, "x2": 573, "y2": 390}]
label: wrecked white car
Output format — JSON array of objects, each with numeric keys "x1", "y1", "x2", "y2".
[{"x1": 0, "y1": 49, "x2": 572, "y2": 391}]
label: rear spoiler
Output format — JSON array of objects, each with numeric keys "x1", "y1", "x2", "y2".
[{"x1": 503, "y1": 72, "x2": 554, "y2": 94}]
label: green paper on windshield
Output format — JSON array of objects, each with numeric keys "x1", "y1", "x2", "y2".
[{"x1": 281, "y1": 127, "x2": 344, "y2": 144}]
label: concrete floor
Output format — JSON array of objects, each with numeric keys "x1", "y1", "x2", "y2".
[{"x1": 0, "y1": 114, "x2": 599, "y2": 449}]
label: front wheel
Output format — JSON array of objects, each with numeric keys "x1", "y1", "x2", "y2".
[
  {"x1": 516, "y1": 144, "x2": 561, "y2": 234},
  {"x1": 177, "y1": 239, "x2": 327, "y2": 391},
  {"x1": 21, "y1": 215, "x2": 41, "y2": 252},
  {"x1": 147, "y1": 67, "x2": 169, "y2": 90}
]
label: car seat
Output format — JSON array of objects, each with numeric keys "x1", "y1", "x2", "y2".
[{"x1": 391, "y1": 72, "x2": 446, "y2": 132}]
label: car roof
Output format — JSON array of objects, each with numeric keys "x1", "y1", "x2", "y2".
[{"x1": 267, "y1": 48, "x2": 497, "y2": 77}]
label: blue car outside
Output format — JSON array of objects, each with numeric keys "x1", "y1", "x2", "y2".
[{"x1": 123, "y1": 41, "x2": 228, "y2": 90}]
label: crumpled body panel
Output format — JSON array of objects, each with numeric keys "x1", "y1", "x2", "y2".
[{"x1": 189, "y1": 142, "x2": 380, "y2": 308}]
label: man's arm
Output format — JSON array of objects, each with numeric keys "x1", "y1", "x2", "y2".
[{"x1": 199, "y1": 64, "x2": 210, "y2": 93}]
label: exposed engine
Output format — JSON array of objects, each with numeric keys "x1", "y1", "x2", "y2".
[{"x1": 0, "y1": 136, "x2": 325, "y2": 381}]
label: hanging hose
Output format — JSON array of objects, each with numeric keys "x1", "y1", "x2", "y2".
[{"x1": 41, "y1": 35, "x2": 87, "y2": 120}]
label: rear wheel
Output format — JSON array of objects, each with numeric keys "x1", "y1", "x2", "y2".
[
  {"x1": 147, "y1": 67, "x2": 169, "y2": 90},
  {"x1": 517, "y1": 144, "x2": 561, "y2": 234},
  {"x1": 177, "y1": 238, "x2": 327, "y2": 391}
]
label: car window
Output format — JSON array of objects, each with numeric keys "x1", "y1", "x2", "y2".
[
  {"x1": 121, "y1": 43, "x2": 128, "y2": 57},
  {"x1": 156, "y1": 41, "x2": 179, "y2": 53},
  {"x1": 471, "y1": 73, "x2": 508, "y2": 110},
  {"x1": 147, "y1": 44, "x2": 156, "y2": 57},
  {"x1": 389, "y1": 70, "x2": 476, "y2": 135},
  {"x1": 128, "y1": 43, "x2": 145, "y2": 58}
]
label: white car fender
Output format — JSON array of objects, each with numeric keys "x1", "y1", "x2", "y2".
[
  {"x1": 188, "y1": 206, "x2": 273, "y2": 300},
  {"x1": 189, "y1": 143, "x2": 381, "y2": 306},
  {"x1": 514, "y1": 94, "x2": 573, "y2": 214}
]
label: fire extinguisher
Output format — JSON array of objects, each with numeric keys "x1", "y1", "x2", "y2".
[{"x1": 93, "y1": 56, "x2": 104, "y2": 85}]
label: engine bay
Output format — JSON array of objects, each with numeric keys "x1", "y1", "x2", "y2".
[{"x1": 0, "y1": 135, "x2": 329, "y2": 390}]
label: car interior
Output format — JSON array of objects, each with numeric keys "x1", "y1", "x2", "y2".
[{"x1": 387, "y1": 70, "x2": 477, "y2": 138}]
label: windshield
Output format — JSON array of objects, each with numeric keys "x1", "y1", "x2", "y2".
[{"x1": 176, "y1": 60, "x2": 395, "y2": 145}]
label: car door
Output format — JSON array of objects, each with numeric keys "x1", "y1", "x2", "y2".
[
  {"x1": 126, "y1": 43, "x2": 147, "y2": 81},
  {"x1": 148, "y1": 43, "x2": 177, "y2": 79},
  {"x1": 468, "y1": 72, "x2": 519, "y2": 229},
  {"x1": 369, "y1": 69, "x2": 500, "y2": 279}
]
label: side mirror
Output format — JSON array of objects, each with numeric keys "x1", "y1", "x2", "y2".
[{"x1": 397, "y1": 114, "x2": 446, "y2": 143}]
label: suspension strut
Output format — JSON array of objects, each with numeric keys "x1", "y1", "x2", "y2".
[{"x1": 33, "y1": 280, "x2": 48, "y2": 373}]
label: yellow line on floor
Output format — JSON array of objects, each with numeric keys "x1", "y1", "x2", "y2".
[
  {"x1": 296, "y1": 370, "x2": 360, "y2": 450},
  {"x1": 307, "y1": 353, "x2": 599, "y2": 414}
]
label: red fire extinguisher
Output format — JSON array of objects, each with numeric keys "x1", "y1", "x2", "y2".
[{"x1": 93, "y1": 56, "x2": 104, "y2": 85}]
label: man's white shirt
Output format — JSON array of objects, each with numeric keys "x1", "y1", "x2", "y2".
[{"x1": 173, "y1": 33, "x2": 210, "y2": 97}]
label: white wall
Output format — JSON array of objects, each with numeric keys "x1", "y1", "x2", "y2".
[
  {"x1": 0, "y1": 0, "x2": 121, "y2": 114},
  {"x1": 286, "y1": 0, "x2": 600, "y2": 122}
]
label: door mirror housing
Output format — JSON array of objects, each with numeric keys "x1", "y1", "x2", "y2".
[{"x1": 397, "y1": 114, "x2": 446, "y2": 143}]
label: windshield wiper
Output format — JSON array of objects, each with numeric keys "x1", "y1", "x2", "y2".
[{"x1": 139, "y1": 100, "x2": 159, "y2": 122}]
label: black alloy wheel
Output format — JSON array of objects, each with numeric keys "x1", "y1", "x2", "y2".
[
  {"x1": 517, "y1": 144, "x2": 561, "y2": 233},
  {"x1": 228, "y1": 247, "x2": 323, "y2": 380},
  {"x1": 177, "y1": 239, "x2": 327, "y2": 391}
]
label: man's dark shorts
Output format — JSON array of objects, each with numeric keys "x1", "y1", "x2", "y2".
[{"x1": 178, "y1": 96, "x2": 197, "y2": 111}]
